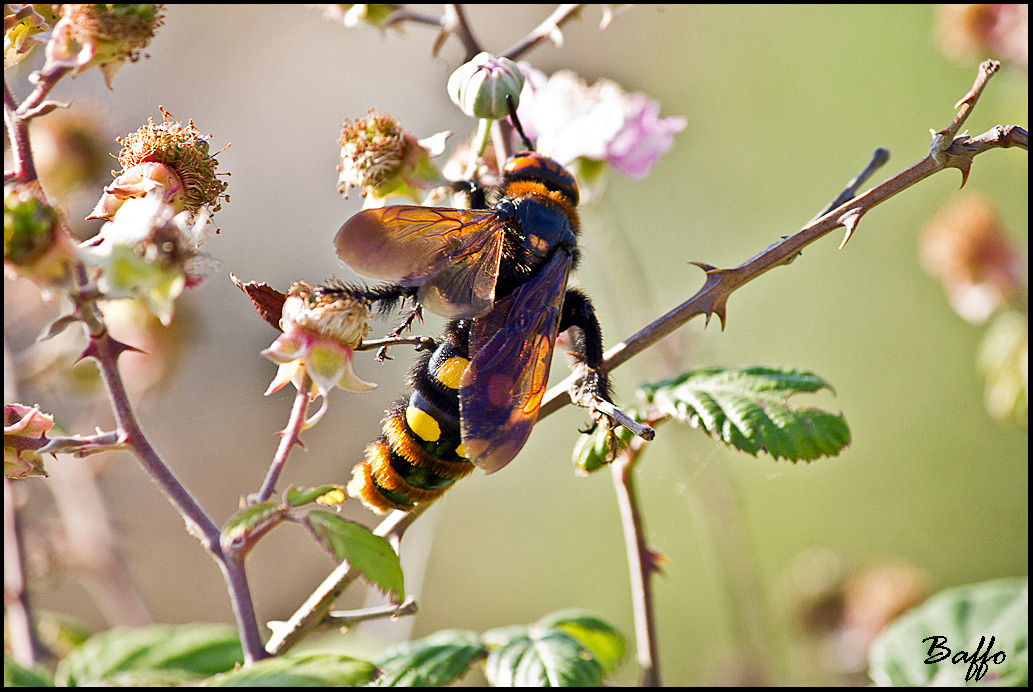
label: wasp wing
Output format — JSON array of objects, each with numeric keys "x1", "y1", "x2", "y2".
[
  {"x1": 459, "y1": 251, "x2": 572, "y2": 474},
  {"x1": 334, "y1": 206, "x2": 506, "y2": 319}
]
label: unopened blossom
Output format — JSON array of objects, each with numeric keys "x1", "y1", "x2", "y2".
[
  {"x1": 516, "y1": 65, "x2": 686, "y2": 181},
  {"x1": 448, "y1": 52, "x2": 525, "y2": 120},
  {"x1": 4, "y1": 183, "x2": 78, "y2": 288},
  {"x1": 4, "y1": 403, "x2": 55, "y2": 478},
  {"x1": 79, "y1": 192, "x2": 217, "y2": 325},
  {"x1": 262, "y1": 281, "x2": 376, "y2": 426},
  {"x1": 338, "y1": 111, "x2": 448, "y2": 204},
  {"x1": 89, "y1": 109, "x2": 228, "y2": 223},
  {"x1": 41, "y1": 4, "x2": 165, "y2": 89}
]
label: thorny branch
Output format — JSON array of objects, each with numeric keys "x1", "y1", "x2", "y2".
[
  {"x1": 6, "y1": 64, "x2": 271, "y2": 663},
  {"x1": 539, "y1": 60, "x2": 1026, "y2": 418},
  {"x1": 268, "y1": 60, "x2": 1027, "y2": 659}
]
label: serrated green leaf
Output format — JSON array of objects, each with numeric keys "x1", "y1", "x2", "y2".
[
  {"x1": 306, "y1": 510, "x2": 404, "y2": 602},
  {"x1": 4, "y1": 655, "x2": 55, "y2": 687},
  {"x1": 372, "y1": 629, "x2": 486, "y2": 686},
  {"x1": 535, "y1": 610, "x2": 626, "y2": 675},
  {"x1": 54, "y1": 623, "x2": 243, "y2": 686},
  {"x1": 640, "y1": 365, "x2": 850, "y2": 461},
  {"x1": 221, "y1": 501, "x2": 284, "y2": 551},
  {"x1": 285, "y1": 485, "x2": 338, "y2": 507},
  {"x1": 484, "y1": 628, "x2": 604, "y2": 687},
  {"x1": 868, "y1": 577, "x2": 1028, "y2": 686},
  {"x1": 203, "y1": 653, "x2": 376, "y2": 687}
]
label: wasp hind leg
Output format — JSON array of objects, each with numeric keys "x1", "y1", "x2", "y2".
[{"x1": 559, "y1": 288, "x2": 613, "y2": 415}]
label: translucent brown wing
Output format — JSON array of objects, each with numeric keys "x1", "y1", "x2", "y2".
[
  {"x1": 459, "y1": 251, "x2": 572, "y2": 474},
  {"x1": 334, "y1": 206, "x2": 506, "y2": 319}
]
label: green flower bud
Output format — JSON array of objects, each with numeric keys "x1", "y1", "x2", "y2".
[{"x1": 447, "y1": 52, "x2": 524, "y2": 120}]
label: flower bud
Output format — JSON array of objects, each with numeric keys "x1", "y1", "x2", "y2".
[
  {"x1": 4, "y1": 183, "x2": 77, "y2": 286},
  {"x1": 447, "y1": 52, "x2": 524, "y2": 120}
]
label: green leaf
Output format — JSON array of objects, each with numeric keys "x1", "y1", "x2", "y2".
[
  {"x1": 640, "y1": 365, "x2": 851, "y2": 461},
  {"x1": 868, "y1": 577, "x2": 1028, "y2": 686},
  {"x1": 4, "y1": 655, "x2": 55, "y2": 687},
  {"x1": 203, "y1": 653, "x2": 376, "y2": 687},
  {"x1": 483, "y1": 627, "x2": 605, "y2": 687},
  {"x1": 221, "y1": 501, "x2": 285, "y2": 551},
  {"x1": 535, "y1": 610, "x2": 625, "y2": 675},
  {"x1": 305, "y1": 510, "x2": 404, "y2": 602},
  {"x1": 54, "y1": 623, "x2": 243, "y2": 686},
  {"x1": 372, "y1": 629, "x2": 486, "y2": 686},
  {"x1": 284, "y1": 485, "x2": 339, "y2": 507}
]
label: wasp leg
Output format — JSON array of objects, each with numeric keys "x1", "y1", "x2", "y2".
[
  {"x1": 344, "y1": 283, "x2": 424, "y2": 361},
  {"x1": 559, "y1": 288, "x2": 613, "y2": 409}
]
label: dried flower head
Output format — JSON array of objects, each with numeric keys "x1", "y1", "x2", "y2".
[
  {"x1": 262, "y1": 281, "x2": 376, "y2": 427},
  {"x1": 89, "y1": 109, "x2": 228, "y2": 222},
  {"x1": 935, "y1": 4, "x2": 1028, "y2": 69},
  {"x1": 338, "y1": 111, "x2": 447, "y2": 203},
  {"x1": 920, "y1": 194, "x2": 1026, "y2": 324},
  {"x1": 42, "y1": 4, "x2": 165, "y2": 88}
]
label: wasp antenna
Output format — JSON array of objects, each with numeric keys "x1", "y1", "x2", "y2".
[{"x1": 506, "y1": 94, "x2": 534, "y2": 151}]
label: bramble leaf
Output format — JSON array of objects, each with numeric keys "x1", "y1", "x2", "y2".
[
  {"x1": 285, "y1": 485, "x2": 339, "y2": 507},
  {"x1": 483, "y1": 628, "x2": 604, "y2": 687},
  {"x1": 372, "y1": 629, "x2": 486, "y2": 686},
  {"x1": 220, "y1": 501, "x2": 284, "y2": 552},
  {"x1": 203, "y1": 653, "x2": 376, "y2": 687},
  {"x1": 483, "y1": 612, "x2": 623, "y2": 687},
  {"x1": 305, "y1": 510, "x2": 404, "y2": 602},
  {"x1": 535, "y1": 610, "x2": 626, "y2": 675},
  {"x1": 54, "y1": 623, "x2": 243, "y2": 687},
  {"x1": 4, "y1": 655, "x2": 55, "y2": 687},
  {"x1": 640, "y1": 365, "x2": 850, "y2": 461},
  {"x1": 868, "y1": 577, "x2": 1028, "y2": 686}
]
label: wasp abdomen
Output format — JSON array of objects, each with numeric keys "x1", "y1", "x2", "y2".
[{"x1": 348, "y1": 322, "x2": 476, "y2": 513}]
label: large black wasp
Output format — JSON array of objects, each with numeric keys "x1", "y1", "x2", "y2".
[{"x1": 334, "y1": 134, "x2": 612, "y2": 513}]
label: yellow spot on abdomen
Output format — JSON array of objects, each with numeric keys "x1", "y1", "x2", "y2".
[{"x1": 406, "y1": 405, "x2": 441, "y2": 442}]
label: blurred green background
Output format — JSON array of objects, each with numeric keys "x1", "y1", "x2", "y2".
[{"x1": 6, "y1": 5, "x2": 1027, "y2": 685}]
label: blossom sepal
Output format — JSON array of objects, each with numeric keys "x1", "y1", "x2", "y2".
[{"x1": 86, "y1": 162, "x2": 185, "y2": 221}]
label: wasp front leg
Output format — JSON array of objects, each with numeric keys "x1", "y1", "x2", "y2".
[{"x1": 346, "y1": 283, "x2": 426, "y2": 361}]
